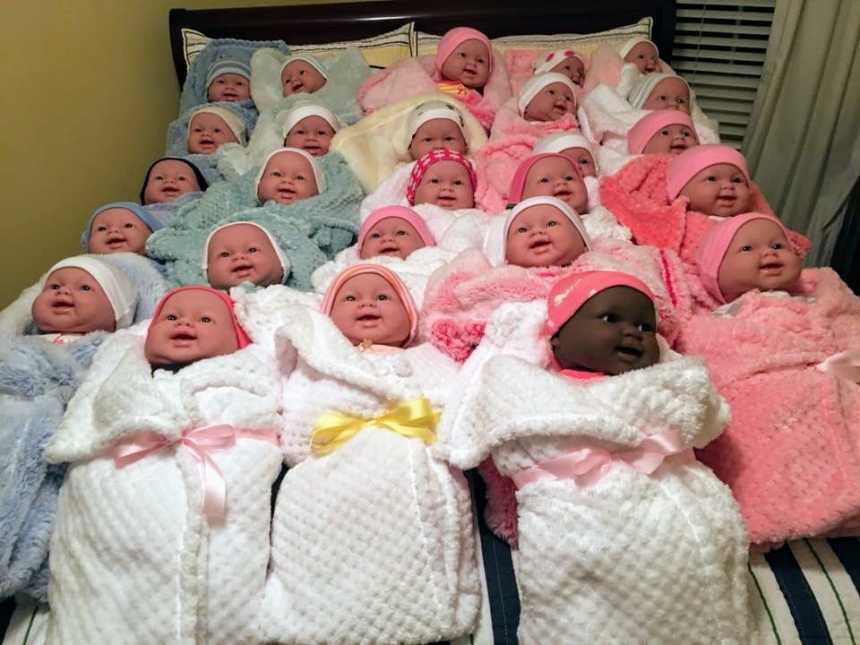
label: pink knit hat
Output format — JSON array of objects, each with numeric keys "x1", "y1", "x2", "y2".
[
  {"x1": 666, "y1": 144, "x2": 750, "y2": 200},
  {"x1": 357, "y1": 206, "x2": 436, "y2": 252},
  {"x1": 533, "y1": 49, "x2": 586, "y2": 76},
  {"x1": 695, "y1": 212, "x2": 795, "y2": 303},
  {"x1": 627, "y1": 110, "x2": 696, "y2": 154},
  {"x1": 508, "y1": 153, "x2": 582, "y2": 203},
  {"x1": 434, "y1": 27, "x2": 493, "y2": 74},
  {"x1": 406, "y1": 149, "x2": 477, "y2": 205},
  {"x1": 148, "y1": 286, "x2": 252, "y2": 348},
  {"x1": 321, "y1": 264, "x2": 419, "y2": 347},
  {"x1": 544, "y1": 271, "x2": 656, "y2": 336}
]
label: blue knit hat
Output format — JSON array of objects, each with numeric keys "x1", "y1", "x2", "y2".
[
  {"x1": 206, "y1": 59, "x2": 252, "y2": 87},
  {"x1": 80, "y1": 202, "x2": 166, "y2": 251}
]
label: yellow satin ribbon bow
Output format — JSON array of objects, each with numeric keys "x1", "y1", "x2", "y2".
[
  {"x1": 436, "y1": 80, "x2": 470, "y2": 100},
  {"x1": 310, "y1": 398, "x2": 439, "y2": 455}
]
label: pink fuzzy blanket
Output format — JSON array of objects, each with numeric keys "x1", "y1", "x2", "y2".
[
  {"x1": 357, "y1": 53, "x2": 512, "y2": 131},
  {"x1": 678, "y1": 268, "x2": 860, "y2": 546}
]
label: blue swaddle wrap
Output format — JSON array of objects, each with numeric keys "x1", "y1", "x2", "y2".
[
  {"x1": 178, "y1": 37, "x2": 290, "y2": 115},
  {"x1": 166, "y1": 101, "x2": 258, "y2": 157}
]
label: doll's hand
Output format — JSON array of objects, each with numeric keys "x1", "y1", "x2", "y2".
[{"x1": 818, "y1": 349, "x2": 860, "y2": 383}]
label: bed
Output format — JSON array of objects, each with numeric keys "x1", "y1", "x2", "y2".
[{"x1": 2, "y1": 1, "x2": 858, "y2": 644}]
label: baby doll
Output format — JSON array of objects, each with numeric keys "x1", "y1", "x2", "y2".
[
  {"x1": 534, "y1": 131, "x2": 597, "y2": 177},
  {"x1": 668, "y1": 144, "x2": 752, "y2": 218},
  {"x1": 533, "y1": 49, "x2": 586, "y2": 87},
  {"x1": 516, "y1": 72, "x2": 578, "y2": 124},
  {"x1": 45, "y1": 286, "x2": 282, "y2": 644},
  {"x1": 81, "y1": 202, "x2": 166, "y2": 255},
  {"x1": 435, "y1": 271, "x2": 750, "y2": 644},
  {"x1": 187, "y1": 106, "x2": 244, "y2": 154},
  {"x1": 279, "y1": 54, "x2": 327, "y2": 96},
  {"x1": 583, "y1": 37, "x2": 670, "y2": 98},
  {"x1": 206, "y1": 59, "x2": 252, "y2": 103},
  {"x1": 256, "y1": 146, "x2": 323, "y2": 205},
  {"x1": 678, "y1": 213, "x2": 860, "y2": 545},
  {"x1": 407, "y1": 148, "x2": 477, "y2": 211},
  {"x1": 204, "y1": 221, "x2": 288, "y2": 289},
  {"x1": 628, "y1": 72, "x2": 691, "y2": 112},
  {"x1": 407, "y1": 100, "x2": 469, "y2": 160},
  {"x1": 140, "y1": 156, "x2": 209, "y2": 205},
  {"x1": 256, "y1": 264, "x2": 479, "y2": 644},
  {"x1": 281, "y1": 103, "x2": 340, "y2": 156}
]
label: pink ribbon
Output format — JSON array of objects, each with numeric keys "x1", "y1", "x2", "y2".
[
  {"x1": 511, "y1": 427, "x2": 695, "y2": 490},
  {"x1": 111, "y1": 425, "x2": 279, "y2": 523}
]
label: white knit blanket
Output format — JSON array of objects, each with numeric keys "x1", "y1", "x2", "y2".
[
  {"x1": 438, "y1": 352, "x2": 751, "y2": 644},
  {"x1": 45, "y1": 334, "x2": 283, "y2": 645},
  {"x1": 258, "y1": 305, "x2": 480, "y2": 644}
]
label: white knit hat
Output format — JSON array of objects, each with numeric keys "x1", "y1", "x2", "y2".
[
  {"x1": 46, "y1": 255, "x2": 137, "y2": 329},
  {"x1": 201, "y1": 221, "x2": 289, "y2": 283},
  {"x1": 188, "y1": 105, "x2": 247, "y2": 144},
  {"x1": 280, "y1": 103, "x2": 342, "y2": 139},
  {"x1": 619, "y1": 37, "x2": 658, "y2": 59},
  {"x1": 517, "y1": 73, "x2": 579, "y2": 116},
  {"x1": 279, "y1": 54, "x2": 328, "y2": 80},
  {"x1": 533, "y1": 132, "x2": 594, "y2": 157},
  {"x1": 254, "y1": 146, "x2": 326, "y2": 196},
  {"x1": 406, "y1": 101, "x2": 465, "y2": 140}
]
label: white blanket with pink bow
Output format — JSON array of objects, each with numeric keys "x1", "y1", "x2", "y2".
[{"x1": 45, "y1": 333, "x2": 283, "y2": 645}]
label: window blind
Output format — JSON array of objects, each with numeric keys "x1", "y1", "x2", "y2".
[{"x1": 672, "y1": 0, "x2": 776, "y2": 148}]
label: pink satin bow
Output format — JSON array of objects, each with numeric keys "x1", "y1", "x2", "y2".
[
  {"x1": 511, "y1": 427, "x2": 695, "y2": 489},
  {"x1": 111, "y1": 425, "x2": 279, "y2": 523}
]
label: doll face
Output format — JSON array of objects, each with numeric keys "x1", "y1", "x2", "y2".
[
  {"x1": 680, "y1": 163, "x2": 752, "y2": 217},
  {"x1": 284, "y1": 115, "x2": 336, "y2": 157},
  {"x1": 187, "y1": 112, "x2": 239, "y2": 154},
  {"x1": 206, "y1": 223, "x2": 284, "y2": 289},
  {"x1": 524, "y1": 82, "x2": 576, "y2": 122},
  {"x1": 142, "y1": 159, "x2": 201, "y2": 204},
  {"x1": 642, "y1": 124, "x2": 698, "y2": 156},
  {"x1": 257, "y1": 151, "x2": 319, "y2": 204},
  {"x1": 329, "y1": 273, "x2": 412, "y2": 347},
  {"x1": 440, "y1": 39, "x2": 491, "y2": 89},
  {"x1": 413, "y1": 160, "x2": 475, "y2": 209},
  {"x1": 409, "y1": 118, "x2": 467, "y2": 160},
  {"x1": 551, "y1": 286, "x2": 659, "y2": 375},
  {"x1": 642, "y1": 77, "x2": 690, "y2": 113},
  {"x1": 88, "y1": 208, "x2": 152, "y2": 255},
  {"x1": 717, "y1": 218, "x2": 802, "y2": 302},
  {"x1": 624, "y1": 41, "x2": 659, "y2": 74},
  {"x1": 522, "y1": 156, "x2": 588, "y2": 214},
  {"x1": 280, "y1": 60, "x2": 327, "y2": 96},
  {"x1": 505, "y1": 204, "x2": 587, "y2": 268},
  {"x1": 550, "y1": 57, "x2": 585, "y2": 87},
  {"x1": 559, "y1": 147, "x2": 596, "y2": 178},
  {"x1": 32, "y1": 268, "x2": 115, "y2": 334},
  {"x1": 207, "y1": 73, "x2": 250, "y2": 102},
  {"x1": 145, "y1": 290, "x2": 240, "y2": 368},
  {"x1": 360, "y1": 217, "x2": 427, "y2": 260}
]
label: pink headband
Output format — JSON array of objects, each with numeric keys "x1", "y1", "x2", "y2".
[
  {"x1": 148, "y1": 285, "x2": 252, "y2": 348},
  {"x1": 533, "y1": 49, "x2": 586, "y2": 76},
  {"x1": 358, "y1": 206, "x2": 436, "y2": 252},
  {"x1": 435, "y1": 27, "x2": 493, "y2": 74},
  {"x1": 406, "y1": 149, "x2": 477, "y2": 205},
  {"x1": 507, "y1": 153, "x2": 582, "y2": 204},
  {"x1": 695, "y1": 212, "x2": 794, "y2": 303},
  {"x1": 544, "y1": 271, "x2": 656, "y2": 336},
  {"x1": 321, "y1": 264, "x2": 419, "y2": 347},
  {"x1": 666, "y1": 144, "x2": 751, "y2": 200},
  {"x1": 627, "y1": 110, "x2": 696, "y2": 155}
]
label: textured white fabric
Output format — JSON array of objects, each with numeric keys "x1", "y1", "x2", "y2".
[
  {"x1": 437, "y1": 351, "x2": 751, "y2": 644},
  {"x1": 359, "y1": 161, "x2": 415, "y2": 218},
  {"x1": 45, "y1": 335, "x2": 283, "y2": 645},
  {"x1": 231, "y1": 284, "x2": 322, "y2": 355},
  {"x1": 259, "y1": 305, "x2": 480, "y2": 644}
]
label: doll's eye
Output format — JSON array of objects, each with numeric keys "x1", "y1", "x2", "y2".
[
  {"x1": 638, "y1": 322, "x2": 655, "y2": 333},
  {"x1": 706, "y1": 175, "x2": 717, "y2": 182},
  {"x1": 430, "y1": 178, "x2": 440, "y2": 184},
  {"x1": 201, "y1": 316, "x2": 212, "y2": 323},
  {"x1": 124, "y1": 223, "x2": 135, "y2": 229},
  {"x1": 731, "y1": 176, "x2": 744, "y2": 183},
  {"x1": 396, "y1": 229, "x2": 408, "y2": 236},
  {"x1": 564, "y1": 174, "x2": 575, "y2": 181},
  {"x1": 96, "y1": 225, "x2": 107, "y2": 232},
  {"x1": 660, "y1": 129, "x2": 670, "y2": 136},
  {"x1": 49, "y1": 283, "x2": 60, "y2": 290},
  {"x1": 299, "y1": 70, "x2": 305, "y2": 76},
  {"x1": 296, "y1": 174, "x2": 306, "y2": 181},
  {"x1": 771, "y1": 242, "x2": 784, "y2": 250},
  {"x1": 166, "y1": 314, "x2": 178, "y2": 320},
  {"x1": 377, "y1": 294, "x2": 390, "y2": 301},
  {"x1": 344, "y1": 295, "x2": 356, "y2": 302},
  {"x1": 740, "y1": 244, "x2": 753, "y2": 252},
  {"x1": 369, "y1": 232, "x2": 381, "y2": 239},
  {"x1": 271, "y1": 170, "x2": 283, "y2": 177},
  {"x1": 454, "y1": 179, "x2": 464, "y2": 186},
  {"x1": 219, "y1": 251, "x2": 230, "y2": 258},
  {"x1": 539, "y1": 177, "x2": 550, "y2": 184},
  {"x1": 459, "y1": 52, "x2": 466, "y2": 58},
  {"x1": 248, "y1": 246, "x2": 258, "y2": 253},
  {"x1": 600, "y1": 312, "x2": 619, "y2": 323},
  {"x1": 516, "y1": 226, "x2": 528, "y2": 234}
]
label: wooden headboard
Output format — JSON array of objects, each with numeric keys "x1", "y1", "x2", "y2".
[{"x1": 169, "y1": 0, "x2": 677, "y2": 86}]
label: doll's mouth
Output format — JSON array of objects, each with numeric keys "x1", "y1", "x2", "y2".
[
  {"x1": 303, "y1": 144, "x2": 321, "y2": 154},
  {"x1": 51, "y1": 300, "x2": 74, "y2": 310},
  {"x1": 161, "y1": 186, "x2": 179, "y2": 195},
  {"x1": 670, "y1": 143, "x2": 689, "y2": 153},
  {"x1": 616, "y1": 344, "x2": 644, "y2": 360},
  {"x1": 199, "y1": 137, "x2": 215, "y2": 146},
  {"x1": 231, "y1": 262, "x2": 255, "y2": 275},
  {"x1": 528, "y1": 238, "x2": 552, "y2": 251},
  {"x1": 379, "y1": 244, "x2": 401, "y2": 255},
  {"x1": 759, "y1": 261, "x2": 784, "y2": 273},
  {"x1": 169, "y1": 331, "x2": 197, "y2": 342},
  {"x1": 276, "y1": 188, "x2": 297, "y2": 201},
  {"x1": 553, "y1": 189, "x2": 572, "y2": 199},
  {"x1": 290, "y1": 81, "x2": 305, "y2": 92},
  {"x1": 356, "y1": 314, "x2": 381, "y2": 323},
  {"x1": 106, "y1": 236, "x2": 128, "y2": 247},
  {"x1": 716, "y1": 195, "x2": 736, "y2": 204}
]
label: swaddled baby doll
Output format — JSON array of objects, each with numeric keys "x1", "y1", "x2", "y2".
[
  {"x1": 204, "y1": 221, "x2": 288, "y2": 289},
  {"x1": 258, "y1": 264, "x2": 479, "y2": 644},
  {"x1": 281, "y1": 103, "x2": 340, "y2": 156},
  {"x1": 140, "y1": 156, "x2": 209, "y2": 205},
  {"x1": 583, "y1": 37, "x2": 671, "y2": 97},
  {"x1": 533, "y1": 49, "x2": 587, "y2": 87},
  {"x1": 435, "y1": 270, "x2": 750, "y2": 644},
  {"x1": 186, "y1": 105, "x2": 246, "y2": 155},
  {"x1": 45, "y1": 286, "x2": 282, "y2": 644},
  {"x1": 534, "y1": 131, "x2": 597, "y2": 177},
  {"x1": 256, "y1": 146, "x2": 324, "y2": 205},
  {"x1": 206, "y1": 59, "x2": 252, "y2": 103},
  {"x1": 0, "y1": 253, "x2": 165, "y2": 603},
  {"x1": 80, "y1": 202, "x2": 166, "y2": 256},
  {"x1": 678, "y1": 213, "x2": 860, "y2": 546},
  {"x1": 278, "y1": 54, "x2": 327, "y2": 97}
]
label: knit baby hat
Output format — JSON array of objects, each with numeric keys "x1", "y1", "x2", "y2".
[
  {"x1": 281, "y1": 103, "x2": 342, "y2": 137},
  {"x1": 695, "y1": 211, "x2": 795, "y2": 303},
  {"x1": 517, "y1": 72, "x2": 579, "y2": 116},
  {"x1": 139, "y1": 156, "x2": 210, "y2": 204},
  {"x1": 544, "y1": 270, "x2": 656, "y2": 336},
  {"x1": 533, "y1": 132, "x2": 594, "y2": 157},
  {"x1": 406, "y1": 100, "x2": 466, "y2": 141},
  {"x1": 254, "y1": 146, "x2": 327, "y2": 199},
  {"x1": 619, "y1": 37, "x2": 659, "y2": 60},
  {"x1": 357, "y1": 206, "x2": 436, "y2": 252},
  {"x1": 201, "y1": 221, "x2": 290, "y2": 284},
  {"x1": 279, "y1": 53, "x2": 328, "y2": 80},
  {"x1": 406, "y1": 149, "x2": 476, "y2": 205},
  {"x1": 533, "y1": 49, "x2": 586, "y2": 76},
  {"x1": 434, "y1": 27, "x2": 493, "y2": 74},
  {"x1": 187, "y1": 105, "x2": 248, "y2": 145},
  {"x1": 507, "y1": 152, "x2": 583, "y2": 204},
  {"x1": 206, "y1": 59, "x2": 252, "y2": 87},
  {"x1": 148, "y1": 285, "x2": 252, "y2": 348},
  {"x1": 80, "y1": 202, "x2": 166, "y2": 251},
  {"x1": 627, "y1": 110, "x2": 697, "y2": 155},
  {"x1": 46, "y1": 255, "x2": 138, "y2": 330},
  {"x1": 666, "y1": 144, "x2": 750, "y2": 200},
  {"x1": 627, "y1": 73, "x2": 691, "y2": 110},
  {"x1": 320, "y1": 263, "x2": 420, "y2": 347}
]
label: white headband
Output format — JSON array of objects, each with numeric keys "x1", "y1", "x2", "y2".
[
  {"x1": 627, "y1": 73, "x2": 689, "y2": 109},
  {"x1": 620, "y1": 37, "x2": 658, "y2": 59},
  {"x1": 202, "y1": 221, "x2": 289, "y2": 283},
  {"x1": 255, "y1": 146, "x2": 326, "y2": 197},
  {"x1": 279, "y1": 54, "x2": 328, "y2": 80},
  {"x1": 281, "y1": 104, "x2": 342, "y2": 139},
  {"x1": 533, "y1": 132, "x2": 594, "y2": 157},
  {"x1": 517, "y1": 73, "x2": 579, "y2": 116},
  {"x1": 46, "y1": 256, "x2": 137, "y2": 329},
  {"x1": 532, "y1": 49, "x2": 584, "y2": 76},
  {"x1": 407, "y1": 101, "x2": 465, "y2": 140},
  {"x1": 188, "y1": 105, "x2": 247, "y2": 145}
]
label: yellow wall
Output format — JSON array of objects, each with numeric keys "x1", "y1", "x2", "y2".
[{"x1": 0, "y1": 0, "x2": 349, "y2": 308}]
